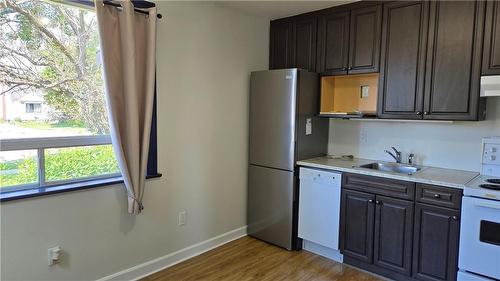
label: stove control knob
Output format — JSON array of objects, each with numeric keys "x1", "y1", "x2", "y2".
[{"x1": 491, "y1": 155, "x2": 497, "y2": 161}]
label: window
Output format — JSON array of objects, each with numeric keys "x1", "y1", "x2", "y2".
[
  {"x1": 25, "y1": 103, "x2": 42, "y2": 114},
  {"x1": 0, "y1": 0, "x2": 158, "y2": 198}
]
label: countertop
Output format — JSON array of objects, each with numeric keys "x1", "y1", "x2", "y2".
[{"x1": 297, "y1": 156, "x2": 479, "y2": 189}]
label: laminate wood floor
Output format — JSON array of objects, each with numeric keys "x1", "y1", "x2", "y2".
[{"x1": 142, "y1": 236, "x2": 383, "y2": 281}]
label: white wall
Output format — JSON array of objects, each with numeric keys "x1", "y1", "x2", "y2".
[
  {"x1": 0, "y1": 2, "x2": 269, "y2": 280},
  {"x1": 328, "y1": 98, "x2": 500, "y2": 171}
]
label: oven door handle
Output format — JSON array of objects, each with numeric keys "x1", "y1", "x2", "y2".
[{"x1": 475, "y1": 200, "x2": 500, "y2": 210}]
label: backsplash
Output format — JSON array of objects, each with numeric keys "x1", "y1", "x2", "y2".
[{"x1": 328, "y1": 98, "x2": 500, "y2": 172}]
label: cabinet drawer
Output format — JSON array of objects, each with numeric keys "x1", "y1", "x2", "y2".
[
  {"x1": 416, "y1": 184, "x2": 462, "y2": 209},
  {"x1": 342, "y1": 173, "x2": 415, "y2": 200}
]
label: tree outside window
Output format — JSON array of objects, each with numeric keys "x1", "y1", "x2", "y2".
[
  {"x1": 0, "y1": 0, "x2": 120, "y2": 190},
  {"x1": 1, "y1": 0, "x2": 108, "y2": 134}
]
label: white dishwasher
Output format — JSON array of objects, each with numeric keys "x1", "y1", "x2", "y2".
[{"x1": 298, "y1": 167, "x2": 343, "y2": 262}]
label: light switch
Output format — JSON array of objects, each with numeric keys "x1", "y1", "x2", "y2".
[
  {"x1": 361, "y1": 86, "x2": 370, "y2": 98},
  {"x1": 306, "y1": 118, "x2": 312, "y2": 135}
]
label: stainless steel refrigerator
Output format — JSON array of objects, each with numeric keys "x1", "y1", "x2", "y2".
[{"x1": 247, "y1": 69, "x2": 329, "y2": 250}]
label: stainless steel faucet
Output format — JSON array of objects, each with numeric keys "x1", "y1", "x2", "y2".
[{"x1": 385, "y1": 147, "x2": 402, "y2": 163}]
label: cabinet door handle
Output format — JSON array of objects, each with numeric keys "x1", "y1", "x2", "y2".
[
  {"x1": 343, "y1": 67, "x2": 347, "y2": 71},
  {"x1": 416, "y1": 111, "x2": 422, "y2": 115},
  {"x1": 368, "y1": 199, "x2": 374, "y2": 203},
  {"x1": 424, "y1": 111, "x2": 429, "y2": 115},
  {"x1": 434, "y1": 194, "x2": 441, "y2": 199},
  {"x1": 347, "y1": 67, "x2": 352, "y2": 70},
  {"x1": 375, "y1": 200, "x2": 381, "y2": 205},
  {"x1": 452, "y1": 216, "x2": 458, "y2": 220}
]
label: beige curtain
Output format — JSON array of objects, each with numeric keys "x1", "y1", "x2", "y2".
[{"x1": 95, "y1": 0, "x2": 157, "y2": 214}]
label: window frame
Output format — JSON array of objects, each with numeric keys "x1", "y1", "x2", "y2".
[
  {"x1": 25, "y1": 102, "x2": 42, "y2": 114},
  {"x1": 1, "y1": 101, "x2": 160, "y2": 200},
  {"x1": 1, "y1": 135, "x2": 119, "y2": 192},
  {"x1": 0, "y1": 0, "x2": 160, "y2": 201}
]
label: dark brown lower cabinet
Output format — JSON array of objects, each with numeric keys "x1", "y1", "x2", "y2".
[
  {"x1": 374, "y1": 196, "x2": 414, "y2": 276},
  {"x1": 413, "y1": 203, "x2": 460, "y2": 281},
  {"x1": 340, "y1": 174, "x2": 462, "y2": 281},
  {"x1": 340, "y1": 189, "x2": 375, "y2": 264}
]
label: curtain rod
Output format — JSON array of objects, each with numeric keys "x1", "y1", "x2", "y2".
[
  {"x1": 67, "y1": 0, "x2": 162, "y2": 19},
  {"x1": 103, "y1": 0, "x2": 162, "y2": 19}
]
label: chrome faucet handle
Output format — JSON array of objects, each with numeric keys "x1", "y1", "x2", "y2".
[
  {"x1": 391, "y1": 146, "x2": 402, "y2": 157},
  {"x1": 391, "y1": 147, "x2": 402, "y2": 163},
  {"x1": 408, "y1": 153, "x2": 415, "y2": 165},
  {"x1": 385, "y1": 149, "x2": 401, "y2": 163}
]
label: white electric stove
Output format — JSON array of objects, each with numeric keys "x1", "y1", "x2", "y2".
[
  {"x1": 458, "y1": 137, "x2": 500, "y2": 281},
  {"x1": 463, "y1": 175, "x2": 500, "y2": 200}
]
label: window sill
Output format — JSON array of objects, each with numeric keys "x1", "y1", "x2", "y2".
[{"x1": 0, "y1": 173, "x2": 163, "y2": 202}]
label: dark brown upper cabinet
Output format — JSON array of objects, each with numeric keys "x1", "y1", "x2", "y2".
[
  {"x1": 318, "y1": 4, "x2": 382, "y2": 75},
  {"x1": 482, "y1": 1, "x2": 500, "y2": 75},
  {"x1": 378, "y1": 1, "x2": 486, "y2": 121},
  {"x1": 423, "y1": 1, "x2": 486, "y2": 121},
  {"x1": 378, "y1": 1, "x2": 429, "y2": 119},
  {"x1": 269, "y1": 20, "x2": 293, "y2": 70},
  {"x1": 270, "y1": 1, "x2": 488, "y2": 121},
  {"x1": 317, "y1": 10, "x2": 350, "y2": 75},
  {"x1": 348, "y1": 5, "x2": 382, "y2": 74},
  {"x1": 293, "y1": 16, "x2": 318, "y2": 72},
  {"x1": 269, "y1": 15, "x2": 318, "y2": 72}
]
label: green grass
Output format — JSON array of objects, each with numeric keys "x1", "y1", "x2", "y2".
[
  {"x1": 0, "y1": 145, "x2": 119, "y2": 188},
  {"x1": 11, "y1": 120, "x2": 52, "y2": 129},
  {"x1": 8, "y1": 120, "x2": 86, "y2": 130},
  {"x1": 45, "y1": 145, "x2": 119, "y2": 182},
  {"x1": 51, "y1": 120, "x2": 86, "y2": 128},
  {"x1": 0, "y1": 157, "x2": 38, "y2": 187}
]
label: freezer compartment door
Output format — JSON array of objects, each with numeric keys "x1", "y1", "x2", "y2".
[
  {"x1": 247, "y1": 164, "x2": 294, "y2": 250},
  {"x1": 249, "y1": 69, "x2": 297, "y2": 171}
]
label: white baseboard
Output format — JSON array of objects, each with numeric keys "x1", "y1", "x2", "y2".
[
  {"x1": 96, "y1": 226, "x2": 247, "y2": 281},
  {"x1": 302, "y1": 240, "x2": 343, "y2": 263}
]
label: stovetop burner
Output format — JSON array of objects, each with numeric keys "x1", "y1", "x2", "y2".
[
  {"x1": 480, "y1": 184, "x2": 500, "y2": 190},
  {"x1": 486, "y1": 179, "x2": 500, "y2": 184}
]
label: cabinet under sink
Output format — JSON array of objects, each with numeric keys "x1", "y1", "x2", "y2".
[{"x1": 340, "y1": 173, "x2": 462, "y2": 281}]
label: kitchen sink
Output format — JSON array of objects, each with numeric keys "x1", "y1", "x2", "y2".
[{"x1": 358, "y1": 162, "x2": 422, "y2": 175}]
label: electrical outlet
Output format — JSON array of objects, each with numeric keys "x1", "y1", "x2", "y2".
[
  {"x1": 48, "y1": 246, "x2": 62, "y2": 266},
  {"x1": 360, "y1": 128, "x2": 368, "y2": 144},
  {"x1": 178, "y1": 210, "x2": 187, "y2": 226}
]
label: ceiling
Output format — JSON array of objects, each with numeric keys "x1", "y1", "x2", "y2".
[{"x1": 216, "y1": 1, "x2": 357, "y2": 20}]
